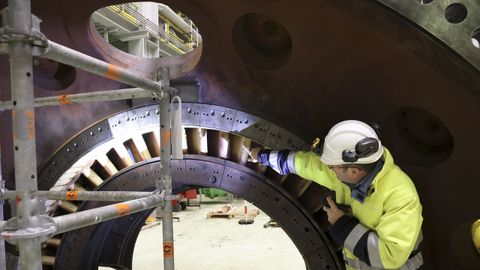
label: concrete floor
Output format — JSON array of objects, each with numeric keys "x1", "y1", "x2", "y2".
[{"x1": 101, "y1": 198, "x2": 305, "y2": 270}]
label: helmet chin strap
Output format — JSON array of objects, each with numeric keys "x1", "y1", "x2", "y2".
[{"x1": 344, "y1": 159, "x2": 384, "y2": 203}]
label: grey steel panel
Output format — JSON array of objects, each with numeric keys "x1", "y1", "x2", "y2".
[
  {"x1": 124, "y1": 110, "x2": 142, "y2": 132},
  {"x1": 171, "y1": 159, "x2": 186, "y2": 185},
  {"x1": 182, "y1": 103, "x2": 202, "y2": 127},
  {"x1": 107, "y1": 111, "x2": 129, "y2": 139},
  {"x1": 137, "y1": 105, "x2": 160, "y2": 130},
  {"x1": 219, "y1": 165, "x2": 259, "y2": 202},
  {"x1": 262, "y1": 124, "x2": 285, "y2": 150},
  {"x1": 231, "y1": 111, "x2": 270, "y2": 144},
  {"x1": 185, "y1": 159, "x2": 224, "y2": 188},
  {"x1": 199, "y1": 104, "x2": 236, "y2": 131},
  {"x1": 263, "y1": 123, "x2": 308, "y2": 151}
]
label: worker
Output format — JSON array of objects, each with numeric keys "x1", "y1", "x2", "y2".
[{"x1": 250, "y1": 120, "x2": 423, "y2": 270}]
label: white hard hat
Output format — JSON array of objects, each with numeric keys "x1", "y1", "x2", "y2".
[{"x1": 320, "y1": 120, "x2": 383, "y2": 165}]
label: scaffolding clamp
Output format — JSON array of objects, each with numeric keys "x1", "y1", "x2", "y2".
[
  {"x1": 164, "y1": 195, "x2": 181, "y2": 201},
  {"x1": 152, "y1": 68, "x2": 177, "y2": 98},
  {"x1": 0, "y1": 8, "x2": 47, "y2": 56},
  {"x1": 0, "y1": 187, "x2": 7, "y2": 200},
  {"x1": 0, "y1": 215, "x2": 56, "y2": 245},
  {"x1": 152, "y1": 84, "x2": 179, "y2": 99}
]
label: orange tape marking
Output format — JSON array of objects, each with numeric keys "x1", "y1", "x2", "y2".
[
  {"x1": 66, "y1": 191, "x2": 78, "y2": 200},
  {"x1": 163, "y1": 242, "x2": 174, "y2": 258},
  {"x1": 58, "y1": 95, "x2": 72, "y2": 105},
  {"x1": 161, "y1": 131, "x2": 171, "y2": 147},
  {"x1": 115, "y1": 203, "x2": 130, "y2": 216},
  {"x1": 105, "y1": 64, "x2": 121, "y2": 81},
  {"x1": 24, "y1": 111, "x2": 35, "y2": 140}
]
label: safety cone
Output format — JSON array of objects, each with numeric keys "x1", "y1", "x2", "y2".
[{"x1": 238, "y1": 200, "x2": 254, "y2": 225}]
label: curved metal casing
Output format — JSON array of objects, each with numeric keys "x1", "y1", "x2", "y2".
[{"x1": 1, "y1": 0, "x2": 480, "y2": 269}]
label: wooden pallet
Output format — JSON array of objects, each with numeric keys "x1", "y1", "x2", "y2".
[
  {"x1": 207, "y1": 204, "x2": 261, "y2": 219},
  {"x1": 232, "y1": 207, "x2": 260, "y2": 219},
  {"x1": 207, "y1": 204, "x2": 236, "y2": 219}
]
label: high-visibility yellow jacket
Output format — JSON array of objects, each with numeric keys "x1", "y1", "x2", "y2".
[{"x1": 259, "y1": 148, "x2": 423, "y2": 269}]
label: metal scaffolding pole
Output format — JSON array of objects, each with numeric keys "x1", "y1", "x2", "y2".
[
  {"x1": 7, "y1": 0, "x2": 43, "y2": 269},
  {"x1": 1, "y1": 190, "x2": 154, "y2": 202},
  {"x1": 0, "y1": 3, "x2": 177, "y2": 269},
  {"x1": 159, "y1": 71, "x2": 174, "y2": 270},
  {"x1": 42, "y1": 41, "x2": 165, "y2": 95},
  {"x1": 0, "y1": 192, "x2": 164, "y2": 240},
  {"x1": 53, "y1": 192, "x2": 164, "y2": 235},
  {"x1": 0, "y1": 88, "x2": 154, "y2": 111}
]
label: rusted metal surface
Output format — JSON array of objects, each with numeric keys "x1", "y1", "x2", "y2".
[{"x1": 0, "y1": 0, "x2": 479, "y2": 269}]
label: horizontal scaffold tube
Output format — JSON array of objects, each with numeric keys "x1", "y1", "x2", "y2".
[
  {"x1": 1, "y1": 190, "x2": 154, "y2": 201},
  {"x1": 42, "y1": 40, "x2": 164, "y2": 95},
  {"x1": 0, "y1": 88, "x2": 153, "y2": 111},
  {"x1": 53, "y1": 191, "x2": 164, "y2": 235}
]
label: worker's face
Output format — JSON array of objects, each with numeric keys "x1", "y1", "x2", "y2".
[{"x1": 328, "y1": 165, "x2": 364, "y2": 184}]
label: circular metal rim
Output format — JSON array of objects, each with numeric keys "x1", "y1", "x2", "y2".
[
  {"x1": 54, "y1": 156, "x2": 341, "y2": 270},
  {"x1": 37, "y1": 103, "x2": 341, "y2": 269}
]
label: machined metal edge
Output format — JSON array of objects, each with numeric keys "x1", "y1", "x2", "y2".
[
  {"x1": 38, "y1": 102, "x2": 310, "y2": 191},
  {"x1": 376, "y1": 0, "x2": 480, "y2": 71}
]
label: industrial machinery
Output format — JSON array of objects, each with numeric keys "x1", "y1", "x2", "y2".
[{"x1": 0, "y1": 0, "x2": 479, "y2": 269}]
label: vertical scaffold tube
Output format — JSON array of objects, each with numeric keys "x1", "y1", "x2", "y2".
[
  {"x1": 159, "y1": 71, "x2": 175, "y2": 270},
  {"x1": 7, "y1": 0, "x2": 43, "y2": 269},
  {"x1": 0, "y1": 146, "x2": 6, "y2": 270}
]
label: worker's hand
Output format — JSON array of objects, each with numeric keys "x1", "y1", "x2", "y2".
[
  {"x1": 322, "y1": 196, "x2": 344, "y2": 225},
  {"x1": 248, "y1": 147, "x2": 262, "y2": 163}
]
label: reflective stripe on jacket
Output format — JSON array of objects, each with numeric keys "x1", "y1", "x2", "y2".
[
  {"x1": 291, "y1": 148, "x2": 423, "y2": 269},
  {"x1": 345, "y1": 252, "x2": 423, "y2": 270}
]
